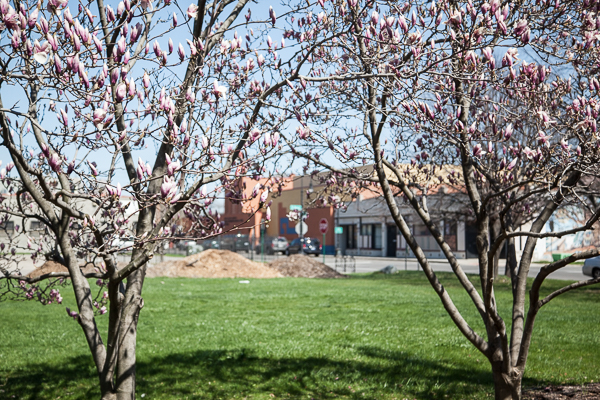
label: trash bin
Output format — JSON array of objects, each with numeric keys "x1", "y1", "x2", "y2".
[{"x1": 551, "y1": 253, "x2": 569, "y2": 261}]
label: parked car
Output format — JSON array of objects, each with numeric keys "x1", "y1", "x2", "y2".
[
  {"x1": 114, "y1": 236, "x2": 135, "y2": 253},
  {"x1": 582, "y1": 256, "x2": 600, "y2": 278},
  {"x1": 286, "y1": 237, "x2": 321, "y2": 256},
  {"x1": 271, "y1": 236, "x2": 289, "y2": 254},
  {"x1": 256, "y1": 236, "x2": 289, "y2": 255},
  {"x1": 176, "y1": 240, "x2": 198, "y2": 250},
  {"x1": 206, "y1": 234, "x2": 250, "y2": 252},
  {"x1": 175, "y1": 240, "x2": 203, "y2": 255}
]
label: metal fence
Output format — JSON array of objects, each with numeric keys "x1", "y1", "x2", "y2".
[
  {"x1": 115, "y1": 246, "x2": 357, "y2": 273},
  {"x1": 334, "y1": 254, "x2": 356, "y2": 273}
]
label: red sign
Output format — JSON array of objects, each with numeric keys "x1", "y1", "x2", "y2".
[{"x1": 319, "y1": 218, "x2": 329, "y2": 234}]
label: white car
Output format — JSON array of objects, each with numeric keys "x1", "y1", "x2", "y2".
[
  {"x1": 582, "y1": 256, "x2": 600, "y2": 279},
  {"x1": 113, "y1": 237, "x2": 135, "y2": 253}
]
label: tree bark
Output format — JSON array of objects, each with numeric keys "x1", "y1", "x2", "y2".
[
  {"x1": 489, "y1": 216, "x2": 502, "y2": 280},
  {"x1": 115, "y1": 267, "x2": 145, "y2": 400},
  {"x1": 492, "y1": 363, "x2": 522, "y2": 400}
]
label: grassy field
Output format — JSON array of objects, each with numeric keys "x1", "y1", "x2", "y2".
[{"x1": 0, "y1": 272, "x2": 598, "y2": 399}]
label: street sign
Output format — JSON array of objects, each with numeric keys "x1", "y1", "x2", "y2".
[
  {"x1": 290, "y1": 204, "x2": 303, "y2": 211},
  {"x1": 319, "y1": 218, "x2": 329, "y2": 234},
  {"x1": 295, "y1": 221, "x2": 308, "y2": 236},
  {"x1": 334, "y1": 226, "x2": 343, "y2": 234}
]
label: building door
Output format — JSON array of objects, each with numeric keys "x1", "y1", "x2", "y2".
[
  {"x1": 386, "y1": 225, "x2": 397, "y2": 257},
  {"x1": 465, "y1": 222, "x2": 478, "y2": 258}
]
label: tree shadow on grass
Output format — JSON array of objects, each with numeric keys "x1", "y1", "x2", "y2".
[{"x1": 1, "y1": 346, "x2": 547, "y2": 400}]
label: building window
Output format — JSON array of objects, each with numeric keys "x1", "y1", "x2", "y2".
[
  {"x1": 344, "y1": 225, "x2": 357, "y2": 249},
  {"x1": 360, "y1": 224, "x2": 382, "y2": 249},
  {"x1": 30, "y1": 220, "x2": 43, "y2": 231},
  {"x1": 0, "y1": 221, "x2": 14, "y2": 234},
  {"x1": 373, "y1": 224, "x2": 382, "y2": 249},
  {"x1": 444, "y1": 219, "x2": 458, "y2": 251},
  {"x1": 413, "y1": 222, "x2": 439, "y2": 251},
  {"x1": 360, "y1": 224, "x2": 372, "y2": 236}
]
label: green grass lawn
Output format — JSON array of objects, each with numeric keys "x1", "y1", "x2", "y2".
[{"x1": 0, "y1": 272, "x2": 598, "y2": 399}]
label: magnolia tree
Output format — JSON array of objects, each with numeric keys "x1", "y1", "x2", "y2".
[
  {"x1": 274, "y1": 0, "x2": 600, "y2": 398},
  {"x1": 0, "y1": 0, "x2": 306, "y2": 397}
]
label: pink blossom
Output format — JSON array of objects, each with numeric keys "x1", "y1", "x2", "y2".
[
  {"x1": 47, "y1": 0, "x2": 68, "y2": 14},
  {"x1": 187, "y1": 3, "x2": 198, "y2": 18},
  {"x1": 48, "y1": 153, "x2": 62, "y2": 172},
  {"x1": 212, "y1": 81, "x2": 227, "y2": 99},
  {"x1": 260, "y1": 189, "x2": 269, "y2": 203},
  {"x1": 93, "y1": 109, "x2": 106, "y2": 126},
  {"x1": 513, "y1": 19, "x2": 529, "y2": 36},
  {"x1": 27, "y1": 8, "x2": 38, "y2": 28},
  {"x1": 116, "y1": 83, "x2": 127, "y2": 102},
  {"x1": 117, "y1": 36, "x2": 126, "y2": 56}
]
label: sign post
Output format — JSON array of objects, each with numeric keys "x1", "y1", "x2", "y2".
[{"x1": 319, "y1": 218, "x2": 329, "y2": 264}]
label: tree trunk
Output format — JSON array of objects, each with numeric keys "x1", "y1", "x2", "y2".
[
  {"x1": 489, "y1": 216, "x2": 502, "y2": 280},
  {"x1": 101, "y1": 391, "x2": 117, "y2": 400},
  {"x1": 115, "y1": 267, "x2": 145, "y2": 400},
  {"x1": 492, "y1": 366, "x2": 522, "y2": 400},
  {"x1": 115, "y1": 295, "x2": 142, "y2": 400}
]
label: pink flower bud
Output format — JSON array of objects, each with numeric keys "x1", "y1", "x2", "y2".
[
  {"x1": 269, "y1": 6, "x2": 276, "y2": 25},
  {"x1": 128, "y1": 79, "x2": 135, "y2": 97},
  {"x1": 117, "y1": 1, "x2": 125, "y2": 16},
  {"x1": 28, "y1": 7, "x2": 38, "y2": 28},
  {"x1": 185, "y1": 87, "x2": 195, "y2": 103},
  {"x1": 59, "y1": 108, "x2": 69, "y2": 126},
  {"x1": 153, "y1": 40, "x2": 161, "y2": 57},
  {"x1": 178, "y1": 43, "x2": 185, "y2": 61},
  {"x1": 106, "y1": 5, "x2": 115, "y2": 21},
  {"x1": 260, "y1": 189, "x2": 269, "y2": 203},
  {"x1": 116, "y1": 83, "x2": 127, "y2": 102},
  {"x1": 266, "y1": 206, "x2": 272, "y2": 221},
  {"x1": 48, "y1": 152, "x2": 62, "y2": 172},
  {"x1": 371, "y1": 10, "x2": 378, "y2": 24},
  {"x1": 54, "y1": 54, "x2": 62, "y2": 74}
]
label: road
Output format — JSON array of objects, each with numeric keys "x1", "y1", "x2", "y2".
[{"x1": 310, "y1": 254, "x2": 587, "y2": 281}]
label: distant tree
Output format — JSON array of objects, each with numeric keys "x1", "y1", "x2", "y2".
[{"x1": 280, "y1": 0, "x2": 600, "y2": 398}]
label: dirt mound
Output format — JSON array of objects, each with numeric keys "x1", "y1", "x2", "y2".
[
  {"x1": 268, "y1": 254, "x2": 345, "y2": 278},
  {"x1": 523, "y1": 383, "x2": 600, "y2": 399},
  {"x1": 27, "y1": 261, "x2": 97, "y2": 278},
  {"x1": 146, "y1": 249, "x2": 282, "y2": 278}
]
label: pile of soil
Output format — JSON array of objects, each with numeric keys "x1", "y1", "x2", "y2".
[
  {"x1": 268, "y1": 254, "x2": 345, "y2": 278},
  {"x1": 146, "y1": 250, "x2": 282, "y2": 278},
  {"x1": 523, "y1": 383, "x2": 600, "y2": 399},
  {"x1": 27, "y1": 261, "x2": 97, "y2": 278}
]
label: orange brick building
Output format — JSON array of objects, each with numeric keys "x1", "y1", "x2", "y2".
[{"x1": 223, "y1": 175, "x2": 337, "y2": 254}]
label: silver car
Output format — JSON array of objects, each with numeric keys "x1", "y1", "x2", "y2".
[
  {"x1": 582, "y1": 256, "x2": 600, "y2": 279},
  {"x1": 271, "y1": 237, "x2": 289, "y2": 254}
]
